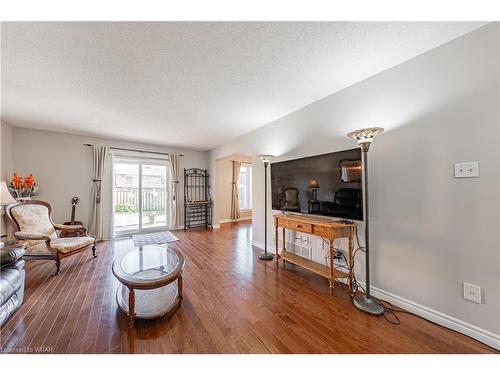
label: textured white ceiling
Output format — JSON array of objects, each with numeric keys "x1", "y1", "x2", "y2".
[{"x1": 1, "y1": 22, "x2": 486, "y2": 150}]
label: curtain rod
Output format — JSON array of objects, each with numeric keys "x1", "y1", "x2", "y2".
[{"x1": 83, "y1": 143, "x2": 183, "y2": 157}]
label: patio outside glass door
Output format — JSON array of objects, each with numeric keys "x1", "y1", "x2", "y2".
[{"x1": 113, "y1": 158, "x2": 169, "y2": 236}]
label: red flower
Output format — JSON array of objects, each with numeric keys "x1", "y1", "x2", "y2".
[
  {"x1": 10, "y1": 173, "x2": 22, "y2": 189},
  {"x1": 24, "y1": 174, "x2": 35, "y2": 188}
]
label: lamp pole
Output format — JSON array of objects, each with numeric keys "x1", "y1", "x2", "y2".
[
  {"x1": 258, "y1": 155, "x2": 274, "y2": 260},
  {"x1": 347, "y1": 127, "x2": 384, "y2": 315}
]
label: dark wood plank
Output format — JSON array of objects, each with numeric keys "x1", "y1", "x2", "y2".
[{"x1": 1, "y1": 222, "x2": 496, "y2": 354}]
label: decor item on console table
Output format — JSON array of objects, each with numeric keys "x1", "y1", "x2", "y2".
[
  {"x1": 274, "y1": 213, "x2": 354, "y2": 295},
  {"x1": 0, "y1": 242, "x2": 26, "y2": 326},
  {"x1": 258, "y1": 154, "x2": 275, "y2": 260},
  {"x1": 347, "y1": 126, "x2": 384, "y2": 316}
]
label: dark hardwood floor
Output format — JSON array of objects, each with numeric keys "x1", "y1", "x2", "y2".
[{"x1": 0, "y1": 222, "x2": 496, "y2": 354}]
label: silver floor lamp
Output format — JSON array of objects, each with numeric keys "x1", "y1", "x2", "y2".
[
  {"x1": 258, "y1": 154, "x2": 274, "y2": 261},
  {"x1": 347, "y1": 127, "x2": 384, "y2": 315}
]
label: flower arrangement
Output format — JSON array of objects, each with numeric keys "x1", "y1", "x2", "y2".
[{"x1": 8, "y1": 173, "x2": 39, "y2": 199}]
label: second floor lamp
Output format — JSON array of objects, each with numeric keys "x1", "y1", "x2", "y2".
[
  {"x1": 258, "y1": 154, "x2": 274, "y2": 260},
  {"x1": 347, "y1": 127, "x2": 385, "y2": 315}
]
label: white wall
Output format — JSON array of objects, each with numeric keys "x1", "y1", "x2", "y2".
[
  {"x1": 1, "y1": 121, "x2": 14, "y2": 238},
  {"x1": 209, "y1": 24, "x2": 500, "y2": 344},
  {"x1": 1, "y1": 121, "x2": 13, "y2": 180},
  {"x1": 11, "y1": 127, "x2": 208, "y2": 227}
]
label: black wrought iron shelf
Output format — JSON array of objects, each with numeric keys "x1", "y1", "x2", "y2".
[{"x1": 184, "y1": 168, "x2": 213, "y2": 231}]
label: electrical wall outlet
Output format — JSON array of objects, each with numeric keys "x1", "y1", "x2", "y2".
[
  {"x1": 454, "y1": 162, "x2": 479, "y2": 178},
  {"x1": 463, "y1": 282, "x2": 482, "y2": 304}
]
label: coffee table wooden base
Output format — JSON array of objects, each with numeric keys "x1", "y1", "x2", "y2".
[{"x1": 116, "y1": 280, "x2": 182, "y2": 327}]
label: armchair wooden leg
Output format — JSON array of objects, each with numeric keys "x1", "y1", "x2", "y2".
[
  {"x1": 92, "y1": 244, "x2": 97, "y2": 258},
  {"x1": 55, "y1": 259, "x2": 61, "y2": 276}
]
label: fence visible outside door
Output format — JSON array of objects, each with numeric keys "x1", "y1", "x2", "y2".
[{"x1": 113, "y1": 157, "x2": 170, "y2": 235}]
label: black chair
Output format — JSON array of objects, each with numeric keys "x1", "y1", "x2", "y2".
[{"x1": 324, "y1": 188, "x2": 361, "y2": 218}]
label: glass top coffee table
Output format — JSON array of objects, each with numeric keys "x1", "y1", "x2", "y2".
[{"x1": 112, "y1": 244, "x2": 185, "y2": 326}]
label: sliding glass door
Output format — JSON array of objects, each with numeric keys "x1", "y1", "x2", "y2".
[{"x1": 113, "y1": 157, "x2": 169, "y2": 236}]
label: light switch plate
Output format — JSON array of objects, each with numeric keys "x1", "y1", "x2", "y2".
[
  {"x1": 454, "y1": 162, "x2": 479, "y2": 178},
  {"x1": 463, "y1": 282, "x2": 482, "y2": 304}
]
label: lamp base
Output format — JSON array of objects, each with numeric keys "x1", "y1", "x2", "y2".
[
  {"x1": 258, "y1": 252, "x2": 274, "y2": 260},
  {"x1": 353, "y1": 294, "x2": 384, "y2": 315}
]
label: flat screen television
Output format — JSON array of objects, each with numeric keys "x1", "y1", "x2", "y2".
[{"x1": 271, "y1": 148, "x2": 363, "y2": 221}]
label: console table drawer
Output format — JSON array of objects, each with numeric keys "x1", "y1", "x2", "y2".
[{"x1": 286, "y1": 221, "x2": 312, "y2": 234}]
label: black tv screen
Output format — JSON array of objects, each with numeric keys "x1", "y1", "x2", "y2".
[{"x1": 271, "y1": 148, "x2": 363, "y2": 221}]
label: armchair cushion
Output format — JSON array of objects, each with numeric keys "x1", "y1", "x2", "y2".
[
  {"x1": 10, "y1": 204, "x2": 58, "y2": 248},
  {"x1": 25, "y1": 243, "x2": 53, "y2": 256},
  {"x1": 49, "y1": 237, "x2": 95, "y2": 254},
  {"x1": 24, "y1": 236, "x2": 95, "y2": 256}
]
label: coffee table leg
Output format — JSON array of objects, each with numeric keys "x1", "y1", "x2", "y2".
[
  {"x1": 128, "y1": 287, "x2": 135, "y2": 327},
  {"x1": 178, "y1": 273, "x2": 183, "y2": 303}
]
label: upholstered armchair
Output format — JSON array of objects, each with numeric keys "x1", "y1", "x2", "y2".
[{"x1": 5, "y1": 200, "x2": 96, "y2": 275}]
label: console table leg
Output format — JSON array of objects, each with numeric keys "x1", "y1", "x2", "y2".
[
  {"x1": 128, "y1": 287, "x2": 135, "y2": 327},
  {"x1": 348, "y1": 227, "x2": 354, "y2": 293},
  {"x1": 275, "y1": 225, "x2": 279, "y2": 267},
  {"x1": 282, "y1": 227, "x2": 286, "y2": 267},
  {"x1": 329, "y1": 239, "x2": 334, "y2": 295}
]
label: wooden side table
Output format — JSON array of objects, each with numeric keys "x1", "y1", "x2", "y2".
[{"x1": 274, "y1": 214, "x2": 354, "y2": 295}]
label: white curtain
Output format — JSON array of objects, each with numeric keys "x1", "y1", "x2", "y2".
[
  {"x1": 168, "y1": 154, "x2": 181, "y2": 229},
  {"x1": 89, "y1": 145, "x2": 109, "y2": 240},
  {"x1": 100, "y1": 153, "x2": 114, "y2": 240},
  {"x1": 231, "y1": 161, "x2": 241, "y2": 220}
]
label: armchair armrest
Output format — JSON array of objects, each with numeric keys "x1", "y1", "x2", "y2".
[
  {"x1": 54, "y1": 223, "x2": 85, "y2": 230},
  {"x1": 53, "y1": 223, "x2": 89, "y2": 236},
  {"x1": 14, "y1": 231, "x2": 51, "y2": 241}
]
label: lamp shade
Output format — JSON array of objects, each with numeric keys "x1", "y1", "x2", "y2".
[
  {"x1": 0, "y1": 181, "x2": 17, "y2": 205},
  {"x1": 346, "y1": 127, "x2": 384, "y2": 151},
  {"x1": 308, "y1": 179, "x2": 319, "y2": 189},
  {"x1": 258, "y1": 154, "x2": 274, "y2": 164}
]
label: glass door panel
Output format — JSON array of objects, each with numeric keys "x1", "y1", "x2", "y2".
[
  {"x1": 141, "y1": 164, "x2": 168, "y2": 230},
  {"x1": 113, "y1": 158, "x2": 169, "y2": 236},
  {"x1": 114, "y1": 162, "x2": 140, "y2": 234}
]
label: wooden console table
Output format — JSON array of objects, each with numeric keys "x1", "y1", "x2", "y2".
[{"x1": 274, "y1": 214, "x2": 354, "y2": 295}]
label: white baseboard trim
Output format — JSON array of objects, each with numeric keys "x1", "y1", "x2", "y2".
[
  {"x1": 252, "y1": 240, "x2": 274, "y2": 252},
  {"x1": 212, "y1": 224, "x2": 221, "y2": 229},
  {"x1": 219, "y1": 217, "x2": 252, "y2": 224},
  {"x1": 368, "y1": 285, "x2": 500, "y2": 350},
  {"x1": 252, "y1": 240, "x2": 499, "y2": 350}
]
